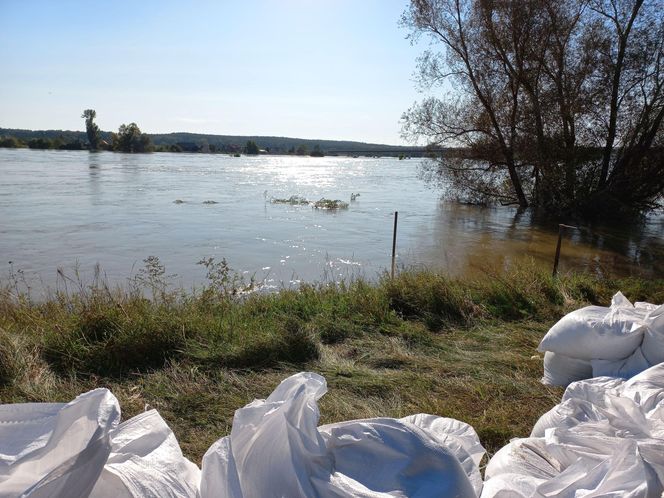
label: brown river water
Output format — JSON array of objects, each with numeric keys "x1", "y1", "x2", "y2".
[{"x1": 1, "y1": 149, "x2": 662, "y2": 293}]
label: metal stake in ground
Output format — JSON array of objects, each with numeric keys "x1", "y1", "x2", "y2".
[
  {"x1": 391, "y1": 211, "x2": 398, "y2": 279},
  {"x1": 552, "y1": 224, "x2": 577, "y2": 277}
]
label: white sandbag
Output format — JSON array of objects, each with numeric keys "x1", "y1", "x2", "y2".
[
  {"x1": 636, "y1": 302, "x2": 658, "y2": 312},
  {"x1": 199, "y1": 437, "x2": 238, "y2": 498},
  {"x1": 318, "y1": 418, "x2": 479, "y2": 497},
  {"x1": 622, "y1": 362, "x2": 664, "y2": 414},
  {"x1": 611, "y1": 291, "x2": 633, "y2": 308},
  {"x1": 488, "y1": 367, "x2": 664, "y2": 498},
  {"x1": 479, "y1": 473, "x2": 544, "y2": 498},
  {"x1": 561, "y1": 375, "x2": 625, "y2": 405},
  {"x1": 201, "y1": 372, "x2": 330, "y2": 498},
  {"x1": 484, "y1": 438, "x2": 561, "y2": 481},
  {"x1": 541, "y1": 351, "x2": 593, "y2": 387},
  {"x1": 535, "y1": 435, "x2": 651, "y2": 498},
  {"x1": 531, "y1": 398, "x2": 606, "y2": 437},
  {"x1": 200, "y1": 372, "x2": 481, "y2": 498},
  {"x1": 485, "y1": 432, "x2": 657, "y2": 498},
  {"x1": 0, "y1": 388, "x2": 120, "y2": 498},
  {"x1": 591, "y1": 347, "x2": 652, "y2": 379},
  {"x1": 401, "y1": 413, "x2": 485, "y2": 467},
  {"x1": 90, "y1": 410, "x2": 200, "y2": 498},
  {"x1": 535, "y1": 392, "x2": 652, "y2": 441},
  {"x1": 642, "y1": 305, "x2": 664, "y2": 365},
  {"x1": 538, "y1": 292, "x2": 646, "y2": 360},
  {"x1": 398, "y1": 414, "x2": 485, "y2": 494}
]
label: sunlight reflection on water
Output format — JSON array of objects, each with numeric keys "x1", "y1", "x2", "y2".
[{"x1": 0, "y1": 148, "x2": 662, "y2": 293}]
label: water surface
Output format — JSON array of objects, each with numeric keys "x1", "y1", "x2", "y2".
[{"x1": 1, "y1": 149, "x2": 661, "y2": 292}]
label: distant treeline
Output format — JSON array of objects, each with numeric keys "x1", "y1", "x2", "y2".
[
  {"x1": 0, "y1": 128, "x2": 428, "y2": 157},
  {"x1": 0, "y1": 134, "x2": 90, "y2": 151}
]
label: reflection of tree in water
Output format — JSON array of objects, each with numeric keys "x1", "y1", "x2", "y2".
[
  {"x1": 569, "y1": 217, "x2": 664, "y2": 276},
  {"x1": 413, "y1": 202, "x2": 664, "y2": 278},
  {"x1": 87, "y1": 154, "x2": 101, "y2": 199}
]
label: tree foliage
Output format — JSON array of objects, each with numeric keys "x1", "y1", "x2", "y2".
[
  {"x1": 111, "y1": 123, "x2": 153, "y2": 153},
  {"x1": 0, "y1": 136, "x2": 24, "y2": 148},
  {"x1": 81, "y1": 109, "x2": 101, "y2": 150},
  {"x1": 244, "y1": 140, "x2": 259, "y2": 155},
  {"x1": 401, "y1": 0, "x2": 664, "y2": 217},
  {"x1": 310, "y1": 144, "x2": 325, "y2": 157}
]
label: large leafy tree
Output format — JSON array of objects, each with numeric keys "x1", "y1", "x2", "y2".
[
  {"x1": 81, "y1": 109, "x2": 101, "y2": 150},
  {"x1": 111, "y1": 123, "x2": 153, "y2": 153},
  {"x1": 401, "y1": 0, "x2": 664, "y2": 217},
  {"x1": 244, "y1": 140, "x2": 259, "y2": 155}
]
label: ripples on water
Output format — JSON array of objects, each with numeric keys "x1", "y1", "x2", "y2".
[{"x1": 0, "y1": 149, "x2": 662, "y2": 293}]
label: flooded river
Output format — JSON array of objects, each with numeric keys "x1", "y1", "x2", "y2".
[{"x1": 1, "y1": 148, "x2": 662, "y2": 292}]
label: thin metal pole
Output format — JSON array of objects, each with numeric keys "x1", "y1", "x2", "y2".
[{"x1": 391, "y1": 211, "x2": 398, "y2": 279}]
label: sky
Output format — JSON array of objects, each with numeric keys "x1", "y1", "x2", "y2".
[{"x1": 0, "y1": 0, "x2": 430, "y2": 145}]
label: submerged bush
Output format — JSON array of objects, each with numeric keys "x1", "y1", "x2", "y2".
[
  {"x1": 271, "y1": 195, "x2": 310, "y2": 205},
  {"x1": 270, "y1": 196, "x2": 349, "y2": 209},
  {"x1": 313, "y1": 198, "x2": 348, "y2": 210}
]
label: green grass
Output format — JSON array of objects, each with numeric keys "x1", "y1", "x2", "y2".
[{"x1": 0, "y1": 259, "x2": 661, "y2": 464}]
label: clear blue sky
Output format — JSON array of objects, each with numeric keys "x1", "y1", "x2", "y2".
[{"x1": 0, "y1": 0, "x2": 428, "y2": 145}]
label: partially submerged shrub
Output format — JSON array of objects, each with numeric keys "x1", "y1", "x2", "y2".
[
  {"x1": 270, "y1": 196, "x2": 349, "y2": 209},
  {"x1": 271, "y1": 195, "x2": 310, "y2": 205},
  {"x1": 313, "y1": 198, "x2": 348, "y2": 210}
]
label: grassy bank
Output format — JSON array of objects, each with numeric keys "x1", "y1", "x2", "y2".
[{"x1": 1, "y1": 260, "x2": 662, "y2": 463}]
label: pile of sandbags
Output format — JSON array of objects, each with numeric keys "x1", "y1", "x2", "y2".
[
  {"x1": 482, "y1": 363, "x2": 664, "y2": 497},
  {"x1": 0, "y1": 389, "x2": 200, "y2": 498},
  {"x1": 201, "y1": 372, "x2": 485, "y2": 497},
  {"x1": 4, "y1": 288, "x2": 664, "y2": 498},
  {"x1": 539, "y1": 292, "x2": 664, "y2": 387},
  {"x1": 0, "y1": 373, "x2": 485, "y2": 498}
]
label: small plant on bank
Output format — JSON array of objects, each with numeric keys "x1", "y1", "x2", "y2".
[
  {"x1": 130, "y1": 256, "x2": 177, "y2": 303},
  {"x1": 196, "y1": 257, "x2": 254, "y2": 298}
]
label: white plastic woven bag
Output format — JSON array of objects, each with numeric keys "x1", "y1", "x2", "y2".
[{"x1": 0, "y1": 388, "x2": 120, "y2": 498}]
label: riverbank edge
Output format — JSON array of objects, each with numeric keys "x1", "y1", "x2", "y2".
[{"x1": 1, "y1": 262, "x2": 662, "y2": 462}]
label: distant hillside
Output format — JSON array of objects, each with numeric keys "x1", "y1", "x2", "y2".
[{"x1": 0, "y1": 128, "x2": 424, "y2": 156}]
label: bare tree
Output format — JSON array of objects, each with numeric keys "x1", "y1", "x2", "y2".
[{"x1": 402, "y1": 0, "x2": 664, "y2": 217}]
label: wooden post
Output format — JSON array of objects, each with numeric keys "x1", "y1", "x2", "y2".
[
  {"x1": 552, "y1": 225, "x2": 564, "y2": 277},
  {"x1": 391, "y1": 211, "x2": 398, "y2": 279},
  {"x1": 552, "y1": 224, "x2": 577, "y2": 277}
]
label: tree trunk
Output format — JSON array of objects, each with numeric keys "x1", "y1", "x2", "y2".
[{"x1": 598, "y1": 0, "x2": 644, "y2": 188}]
